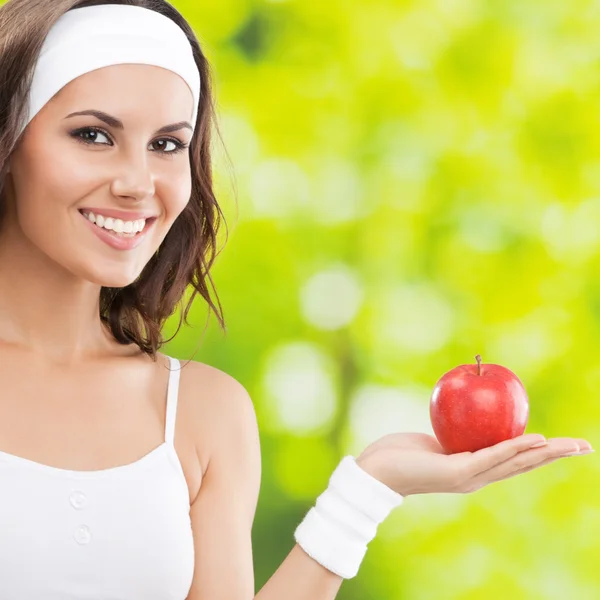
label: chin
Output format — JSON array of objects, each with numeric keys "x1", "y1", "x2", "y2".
[{"x1": 81, "y1": 263, "x2": 145, "y2": 289}]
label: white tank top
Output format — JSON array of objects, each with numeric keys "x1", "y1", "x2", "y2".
[{"x1": 0, "y1": 355, "x2": 195, "y2": 599}]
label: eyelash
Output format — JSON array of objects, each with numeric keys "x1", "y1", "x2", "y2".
[{"x1": 69, "y1": 126, "x2": 190, "y2": 156}]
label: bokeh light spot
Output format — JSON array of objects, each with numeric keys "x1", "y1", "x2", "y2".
[
  {"x1": 347, "y1": 383, "x2": 434, "y2": 456},
  {"x1": 299, "y1": 263, "x2": 364, "y2": 330},
  {"x1": 261, "y1": 342, "x2": 338, "y2": 435},
  {"x1": 374, "y1": 283, "x2": 455, "y2": 353}
]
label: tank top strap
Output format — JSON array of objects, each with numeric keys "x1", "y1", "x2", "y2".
[{"x1": 164, "y1": 356, "x2": 181, "y2": 446}]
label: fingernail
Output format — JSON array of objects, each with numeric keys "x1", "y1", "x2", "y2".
[
  {"x1": 579, "y1": 449, "x2": 595, "y2": 455},
  {"x1": 530, "y1": 440, "x2": 548, "y2": 448}
]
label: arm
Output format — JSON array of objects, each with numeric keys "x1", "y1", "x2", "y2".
[
  {"x1": 254, "y1": 546, "x2": 343, "y2": 600},
  {"x1": 185, "y1": 371, "x2": 590, "y2": 600},
  {"x1": 185, "y1": 374, "x2": 344, "y2": 600}
]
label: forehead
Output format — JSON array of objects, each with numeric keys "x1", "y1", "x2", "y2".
[{"x1": 48, "y1": 64, "x2": 195, "y2": 122}]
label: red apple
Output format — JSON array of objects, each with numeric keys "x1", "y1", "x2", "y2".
[{"x1": 429, "y1": 355, "x2": 529, "y2": 454}]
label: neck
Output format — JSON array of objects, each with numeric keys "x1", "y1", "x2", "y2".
[{"x1": 0, "y1": 225, "x2": 114, "y2": 364}]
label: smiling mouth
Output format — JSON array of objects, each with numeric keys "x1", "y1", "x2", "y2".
[{"x1": 78, "y1": 210, "x2": 156, "y2": 238}]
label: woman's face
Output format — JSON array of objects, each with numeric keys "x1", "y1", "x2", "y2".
[{"x1": 3, "y1": 63, "x2": 195, "y2": 287}]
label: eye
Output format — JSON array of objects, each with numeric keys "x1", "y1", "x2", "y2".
[
  {"x1": 70, "y1": 127, "x2": 189, "y2": 155},
  {"x1": 150, "y1": 138, "x2": 188, "y2": 155},
  {"x1": 71, "y1": 127, "x2": 111, "y2": 145}
]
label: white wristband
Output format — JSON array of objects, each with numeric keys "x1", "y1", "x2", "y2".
[{"x1": 294, "y1": 455, "x2": 404, "y2": 579}]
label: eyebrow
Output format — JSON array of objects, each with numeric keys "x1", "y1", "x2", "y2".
[{"x1": 64, "y1": 109, "x2": 193, "y2": 135}]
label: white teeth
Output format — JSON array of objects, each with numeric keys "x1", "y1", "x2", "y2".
[{"x1": 82, "y1": 211, "x2": 147, "y2": 236}]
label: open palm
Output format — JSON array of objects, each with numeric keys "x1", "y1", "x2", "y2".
[{"x1": 356, "y1": 432, "x2": 593, "y2": 497}]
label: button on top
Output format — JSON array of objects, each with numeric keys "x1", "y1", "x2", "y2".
[
  {"x1": 74, "y1": 524, "x2": 92, "y2": 545},
  {"x1": 70, "y1": 491, "x2": 88, "y2": 510}
]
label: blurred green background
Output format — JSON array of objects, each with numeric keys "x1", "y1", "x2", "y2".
[
  {"x1": 10, "y1": 0, "x2": 600, "y2": 597},
  {"x1": 166, "y1": 0, "x2": 600, "y2": 598}
]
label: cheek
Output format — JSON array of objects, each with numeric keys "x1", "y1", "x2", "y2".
[
  {"x1": 159, "y1": 167, "x2": 192, "y2": 225},
  {"x1": 13, "y1": 138, "x2": 92, "y2": 224}
]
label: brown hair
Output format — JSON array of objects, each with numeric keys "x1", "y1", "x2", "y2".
[{"x1": 0, "y1": 0, "x2": 228, "y2": 357}]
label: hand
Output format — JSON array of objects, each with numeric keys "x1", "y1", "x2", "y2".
[{"x1": 355, "y1": 433, "x2": 593, "y2": 497}]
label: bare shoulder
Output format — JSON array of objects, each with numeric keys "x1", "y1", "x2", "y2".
[
  {"x1": 163, "y1": 354, "x2": 260, "y2": 473},
  {"x1": 178, "y1": 357, "x2": 249, "y2": 398},
  {"x1": 176, "y1": 358, "x2": 257, "y2": 425}
]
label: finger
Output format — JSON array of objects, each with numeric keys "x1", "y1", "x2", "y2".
[
  {"x1": 538, "y1": 437, "x2": 582, "y2": 452},
  {"x1": 573, "y1": 438, "x2": 593, "y2": 453},
  {"x1": 488, "y1": 443, "x2": 594, "y2": 484},
  {"x1": 471, "y1": 438, "x2": 581, "y2": 484},
  {"x1": 466, "y1": 434, "x2": 548, "y2": 477},
  {"x1": 487, "y1": 456, "x2": 561, "y2": 484}
]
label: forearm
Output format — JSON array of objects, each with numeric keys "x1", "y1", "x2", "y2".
[
  {"x1": 254, "y1": 544, "x2": 343, "y2": 600},
  {"x1": 253, "y1": 455, "x2": 403, "y2": 600}
]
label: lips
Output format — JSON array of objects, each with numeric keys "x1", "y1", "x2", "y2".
[
  {"x1": 78, "y1": 209, "x2": 156, "y2": 251},
  {"x1": 77, "y1": 207, "x2": 157, "y2": 221}
]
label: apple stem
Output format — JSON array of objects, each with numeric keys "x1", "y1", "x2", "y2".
[{"x1": 475, "y1": 354, "x2": 482, "y2": 376}]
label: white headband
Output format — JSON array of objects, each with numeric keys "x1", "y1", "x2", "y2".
[{"x1": 19, "y1": 4, "x2": 201, "y2": 137}]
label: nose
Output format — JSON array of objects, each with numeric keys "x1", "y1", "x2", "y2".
[{"x1": 109, "y1": 151, "x2": 156, "y2": 202}]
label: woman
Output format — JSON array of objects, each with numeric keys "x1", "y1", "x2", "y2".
[{"x1": 0, "y1": 0, "x2": 591, "y2": 598}]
